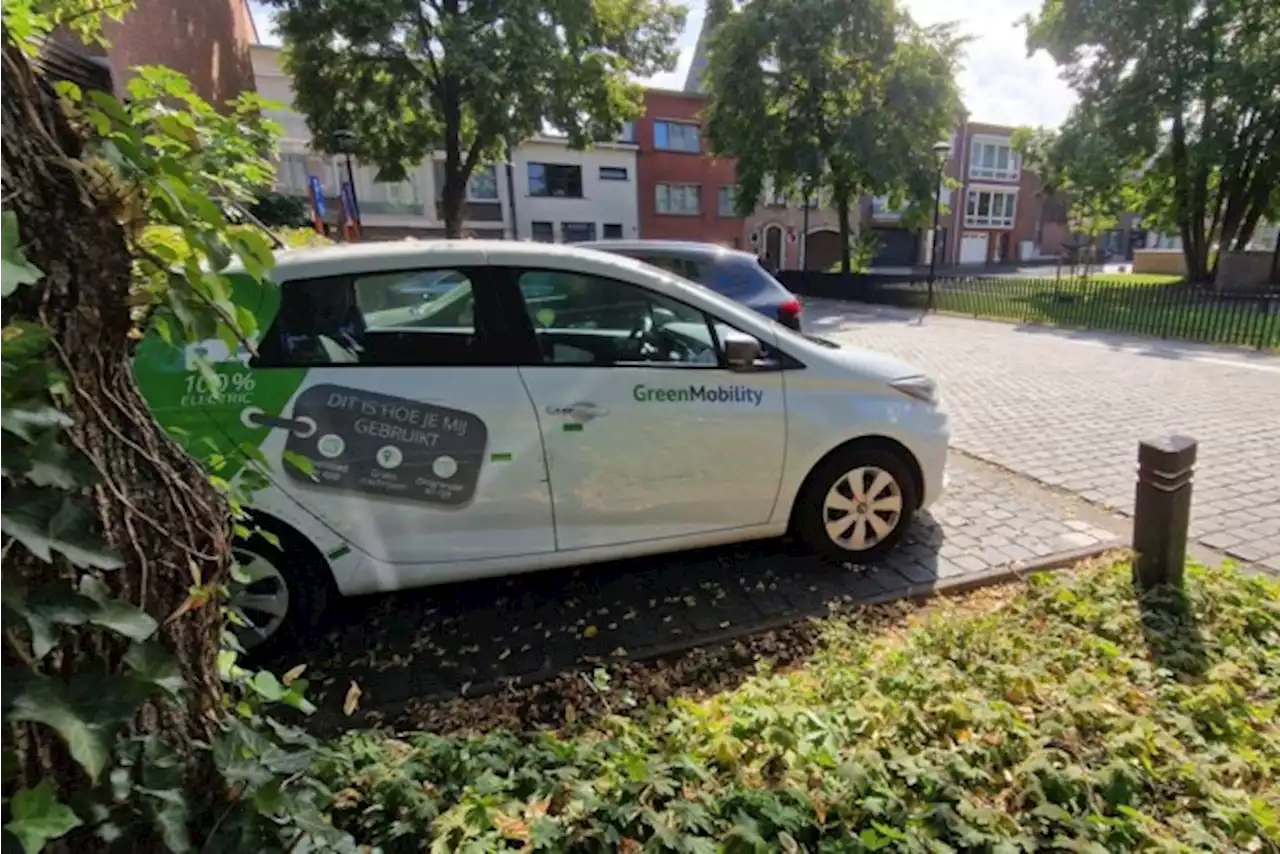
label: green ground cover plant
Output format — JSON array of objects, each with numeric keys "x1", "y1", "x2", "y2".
[{"x1": 316, "y1": 561, "x2": 1280, "y2": 852}]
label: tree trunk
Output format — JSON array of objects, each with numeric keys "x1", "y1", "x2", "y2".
[
  {"x1": 836, "y1": 194, "x2": 852, "y2": 274},
  {"x1": 2, "y1": 38, "x2": 230, "y2": 850},
  {"x1": 1271, "y1": 232, "x2": 1280, "y2": 285}
]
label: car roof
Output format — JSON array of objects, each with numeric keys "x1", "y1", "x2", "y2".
[
  {"x1": 578, "y1": 239, "x2": 757, "y2": 261},
  {"x1": 254, "y1": 239, "x2": 653, "y2": 282},
  {"x1": 248, "y1": 238, "x2": 778, "y2": 338}
]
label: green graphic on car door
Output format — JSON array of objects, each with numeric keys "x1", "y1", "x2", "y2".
[{"x1": 133, "y1": 272, "x2": 489, "y2": 508}]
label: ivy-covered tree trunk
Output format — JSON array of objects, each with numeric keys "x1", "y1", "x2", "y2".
[{"x1": 2, "y1": 37, "x2": 230, "y2": 845}]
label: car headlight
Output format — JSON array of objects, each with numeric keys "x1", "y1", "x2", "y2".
[{"x1": 890, "y1": 375, "x2": 939, "y2": 405}]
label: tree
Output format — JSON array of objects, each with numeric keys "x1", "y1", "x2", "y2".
[
  {"x1": 1013, "y1": 114, "x2": 1142, "y2": 277},
  {"x1": 1023, "y1": 0, "x2": 1280, "y2": 283},
  {"x1": 265, "y1": 0, "x2": 686, "y2": 237},
  {"x1": 703, "y1": 0, "x2": 964, "y2": 272},
  {"x1": 3, "y1": 4, "x2": 354, "y2": 851}
]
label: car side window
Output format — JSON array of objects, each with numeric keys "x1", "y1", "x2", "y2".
[
  {"x1": 254, "y1": 268, "x2": 504, "y2": 367},
  {"x1": 635, "y1": 254, "x2": 705, "y2": 285},
  {"x1": 512, "y1": 270, "x2": 720, "y2": 367}
]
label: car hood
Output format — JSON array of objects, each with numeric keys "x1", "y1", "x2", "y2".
[{"x1": 805, "y1": 337, "x2": 930, "y2": 382}]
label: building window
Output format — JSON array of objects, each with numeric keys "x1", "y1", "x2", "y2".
[
  {"x1": 653, "y1": 120, "x2": 701, "y2": 153},
  {"x1": 467, "y1": 166, "x2": 500, "y2": 201},
  {"x1": 617, "y1": 122, "x2": 636, "y2": 143},
  {"x1": 603, "y1": 223, "x2": 623, "y2": 239},
  {"x1": 717, "y1": 186, "x2": 738, "y2": 217},
  {"x1": 965, "y1": 188, "x2": 1017, "y2": 228},
  {"x1": 275, "y1": 153, "x2": 312, "y2": 196},
  {"x1": 561, "y1": 222, "x2": 597, "y2": 243},
  {"x1": 365, "y1": 168, "x2": 425, "y2": 216},
  {"x1": 969, "y1": 137, "x2": 1020, "y2": 181},
  {"x1": 655, "y1": 183, "x2": 700, "y2": 215},
  {"x1": 531, "y1": 221, "x2": 554, "y2": 242},
  {"x1": 762, "y1": 178, "x2": 787, "y2": 207},
  {"x1": 528, "y1": 163, "x2": 583, "y2": 198},
  {"x1": 871, "y1": 195, "x2": 906, "y2": 220},
  {"x1": 599, "y1": 166, "x2": 629, "y2": 181}
]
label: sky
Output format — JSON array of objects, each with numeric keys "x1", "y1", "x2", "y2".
[{"x1": 248, "y1": 0, "x2": 1075, "y2": 130}]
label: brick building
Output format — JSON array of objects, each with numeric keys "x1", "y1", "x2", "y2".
[
  {"x1": 855, "y1": 120, "x2": 1070, "y2": 267},
  {"x1": 942, "y1": 120, "x2": 1067, "y2": 265},
  {"x1": 38, "y1": 0, "x2": 257, "y2": 105},
  {"x1": 635, "y1": 89, "x2": 744, "y2": 247}
]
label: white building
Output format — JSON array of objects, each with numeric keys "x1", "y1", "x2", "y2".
[
  {"x1": 250, "y1": 44, "x2": 511, "y2": 239},
  {"x1": 510, "y1": 134, "x2": 640, "y2": 243}
]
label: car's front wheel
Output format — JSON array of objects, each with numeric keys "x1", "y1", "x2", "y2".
[
  {"x1": 795, "y1": 446, "x2": 917, "y2": 563},
  {"x1": 229, "y1": 530, "x2": 328, "y2": 658}
]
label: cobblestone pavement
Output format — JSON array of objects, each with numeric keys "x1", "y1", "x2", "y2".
[
  {"x1": 805, "y1": 300, "x2": 1280, "y2": 571},
  {"x1": 274, "y1": 456, "x2": 1120, "y2": 720}
]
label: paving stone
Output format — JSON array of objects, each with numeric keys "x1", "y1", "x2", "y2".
[{"x1": 808, "y1": 301, "x2": 1280, "y2": 564}]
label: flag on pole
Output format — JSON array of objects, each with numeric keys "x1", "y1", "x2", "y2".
[{"x1": 307, "y1": 175, "x2": 326, "y2": 235}]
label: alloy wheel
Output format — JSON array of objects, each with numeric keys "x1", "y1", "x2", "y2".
[
  {"x1": 229, "y1": 549, "x2": 291, "y2": 650},
  {"x1": 822, "y1": 466, "x2": 904, "y2": 551}
]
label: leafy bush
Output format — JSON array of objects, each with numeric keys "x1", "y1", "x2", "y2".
[
  {"x1": 316, "y1": 562, "x2": 1280, "y2": 852},
  {"x1": 250, "y1": 192, "x2": 311, "y2": 228}
]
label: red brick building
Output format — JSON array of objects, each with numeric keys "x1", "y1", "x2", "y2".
[
  {"x1": 635, "y1": 89, "x2": 744, "y2": 246},
  {"x1": 39, "y1": 0, "x2": 257, "y2": 106},
  {"x1": 941, "y1": 120, "x2": 1067, "y2": 265},
  {"x1": 860, "y1": 120, "x2": 1070, "y2": 267}
]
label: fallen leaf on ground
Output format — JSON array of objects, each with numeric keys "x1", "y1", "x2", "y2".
[
  {"x1": 583, "y1": 625, "x2": 598, "y2": 638},
  {"x1": 343, "y1": 681, "x2": 362, "y2": 716}
]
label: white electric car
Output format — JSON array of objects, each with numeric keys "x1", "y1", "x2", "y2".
[{"x1": 134, "y1": 240, "x2": 949, "y2": 651}]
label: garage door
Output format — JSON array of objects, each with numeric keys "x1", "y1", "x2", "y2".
[
  {"x1": 871, "y1": 228, "x2": 919, "y2": 266},
  {"x1": 960, "y1": 232, "x2": 989, "y2": 264}
]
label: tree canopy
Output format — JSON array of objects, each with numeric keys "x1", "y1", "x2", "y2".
[
  {"x1": 703, "y1": 0, "x2": 964, "y2": 271},
  {"x1": 1023, "y1": 0, "x2": 1280, "y2": 282},
  {"x1": 265, "y1": 0, "x2": 686, "y2": 236},
  {"x1": 1013, "y1": 111, "x2": 1143, "y2": 272}
]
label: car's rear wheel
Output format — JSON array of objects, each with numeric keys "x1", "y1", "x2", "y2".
[
  {"x1": 230, "y1": 529, "x2": 328, "y2": 658},
  {"x1": 795, "y1": 446, "x2": 917, "y2": 563}
]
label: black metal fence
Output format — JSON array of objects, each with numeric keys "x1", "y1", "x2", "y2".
[{"x1": 777, "y1": 272, "x2": 1280, "y2": 350}]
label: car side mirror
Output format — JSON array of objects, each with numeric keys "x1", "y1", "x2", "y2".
[{"x1": 722, "y1": 331, "x2": 761, "y2": 371}]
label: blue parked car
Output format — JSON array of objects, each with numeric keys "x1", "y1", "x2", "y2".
[{"x1": 580, "y1": 240, "x2": 804, "y2": 331}]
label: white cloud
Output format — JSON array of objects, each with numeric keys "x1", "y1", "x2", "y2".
[
  {"x1": 900, "y1": 0, "x2": 1076, "y2": 128},
  {"x1": 250, "y1": 0, "x2": 1074, "y2": 128}
]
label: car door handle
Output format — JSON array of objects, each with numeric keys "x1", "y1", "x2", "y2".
[{"x1": 546, "y1": 401, "x2": 609, "y2": 421}]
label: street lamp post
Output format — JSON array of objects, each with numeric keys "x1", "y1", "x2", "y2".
[
  {"x1": 927, "y1": 139, "x2": 952, "y2": 312},
  {"x1": 333, "y1": 128, "x2": 361, "y2": 230}
]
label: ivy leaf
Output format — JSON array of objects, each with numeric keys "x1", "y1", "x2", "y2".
[
  {"x1": 124, "y1": 641, "x2": 185, "y2": 696},
  {"x1": 79, "y1": 576, "x2": 157, "y2": 642},
  {"x1": 5, "y1": 780, "x2": 82, "y2": 854},
  {"x1": 9, "y1": 583, "x2": 98, "y2": 659},
  {"x1": 250, "y1": 670, "x2": 287, "y2": 702},
  {"x1": 1, "y1": 321, "x2": 52, "y2": 361},
  {"x1": 6, "y1": 676, "x2": 112, "y2": 781},
  {"x1": 0, "y1": 431, "x2": 90, "y2": 490},
  {"x1": 0, "y1": 403, "x2": 73, "y2": 444},
  {"x1": 1, "y1": 211, "x2": 44, "y2": 298},
  {"x1": 0, "y1": 487, "x2": 123, "y2": 570}
]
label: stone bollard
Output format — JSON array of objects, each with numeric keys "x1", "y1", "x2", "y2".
[{"x1": 1133, "y1": 435, "x2": 1197, "y2": 591}]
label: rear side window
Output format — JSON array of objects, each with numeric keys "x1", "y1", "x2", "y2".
[
  {"x1": 632, "y1": 254, "x2": 707, "y2": 285},
  {"x1": 254, "y1": 268, "x2": 509, "y2": 367}
]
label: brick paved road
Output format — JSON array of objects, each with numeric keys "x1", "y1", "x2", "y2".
[
  {"x1": 806, "y1": 301, "x2": 1280, "y2": 571},
  {"x1": 276, "y1": 456, "x2": 1118, "y2": 721}
]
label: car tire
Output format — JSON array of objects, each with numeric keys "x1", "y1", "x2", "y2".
[
  {"x1": 795, "y1": 446, "x2": 918, "y2": 564},
  {"x1": 229, "y1": 528, "x2": 329, "y2": 660}
]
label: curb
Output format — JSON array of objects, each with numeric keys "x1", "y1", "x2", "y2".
[{"x1": 334, "y1": 538, "x2": 1123, "y2": 728}]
